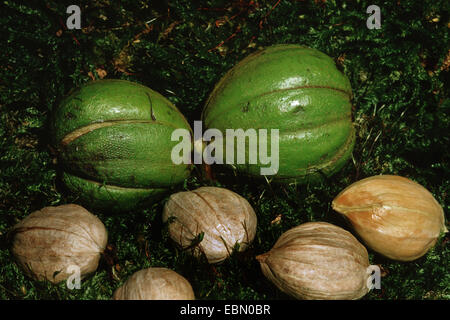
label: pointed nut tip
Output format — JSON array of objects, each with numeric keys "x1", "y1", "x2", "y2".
[
  {"x1": 331, "y1": 200, "x2": 342, "y2": 212},
  {"x1": 256, "y1": 252, "x2": 269, "y2": 263}
]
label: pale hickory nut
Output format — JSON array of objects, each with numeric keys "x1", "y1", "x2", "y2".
[
  {"x1": 162, "y1": 186, "x2": 257, "y2": 264},
  {"x1": 11, "y1": 204, "x2": 108, "y2": 283},
  {"x1": 332, "y1": 175, "x2": 448, "y2": 261},
  {"x1": 113, "y1": 268, "x2": 195, "y2": 300},
  {"x1": 256, "y1": 222, "x2": 370, "y2": 300}
]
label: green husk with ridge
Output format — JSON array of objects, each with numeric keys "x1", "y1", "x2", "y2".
[
  {"x1": 203, "y1": 45, "x2": 355, "y2": 183},
  {"x1": 52, "y1": 80, "x2": 193, "y2": 211}
]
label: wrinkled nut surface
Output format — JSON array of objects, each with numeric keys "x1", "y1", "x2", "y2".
[
  {"x1": 11, "y1": 204, "x2": 108, "y2": 283},
  {"x1": 332, "y1": 175, "x2": 448, "y2": 261},
  {"x1": 256, "y1": 222, "x2": 370, "y2": 300},
  {"x1": 113, "y1": 268, "x2": 195, "y2": 300},
  {"x1": 162, "y1": 186, "x2": 257, "y2": 264}
]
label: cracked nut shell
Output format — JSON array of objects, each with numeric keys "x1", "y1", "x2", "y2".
[
  {"x1": 162, "y1": 186, "x2": 257, "y2": 264},
  {"x1": 11, "y1": 204, "x2": 108, "y2": 283}
]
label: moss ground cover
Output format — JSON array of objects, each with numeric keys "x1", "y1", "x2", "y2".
[{"x1": 0, "y1": 0, "x2": 449, "y2": 299}]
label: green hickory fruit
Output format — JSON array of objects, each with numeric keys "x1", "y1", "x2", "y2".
[
  {"x1": 51, "y1": 79, "x2": 192, "y2": 211},
  {"x1": 202, "y1": 44, "x2": 355, "y2": 183}
]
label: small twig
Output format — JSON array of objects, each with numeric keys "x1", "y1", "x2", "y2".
[
  {"x1": 146, "y1": 92, "x2": 156, "y2": 120},
  {"x1": 58, "y1": 17, "x2": 80, "y2": 45},
  {"x1": 197, "y1": 7, "x2": 228, "y2": 12},
  {"x1": 113, "y1": 22, "x2": 155, "y2": 75},
  {"x1": 229, "y1": 8, "x2": 247, "y2": 22},
  {"x1": 159, "y1": 21, "x2": 180, "y2": 41},
  {"x1": 208, "y1": 25, "x2": 242, "y2": 52},
  {"x1": 203, "y1": 163, "x2": 215, "y2": 181},
  {"x1": 259, "y1": 0, "x2": 281, "y2": 29},
  {"x1": 367, "y1": 130, "x2": 382, "y2": 159},
  {"x1": 145, "y1": 240, "x2": 151, "y2": 262},
  {"x1": 0, "y1": 283, "x2": 19, "y2": 298}
]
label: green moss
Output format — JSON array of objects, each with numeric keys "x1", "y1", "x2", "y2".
[{"x1": 0, "y1": 0, "x2": 448, "y2": 300}]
